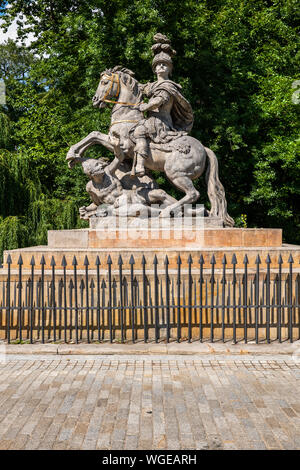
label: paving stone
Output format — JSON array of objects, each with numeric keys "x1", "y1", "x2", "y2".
[{"x1": 0, "y1": 355, "x2": 299, "y2": 449}]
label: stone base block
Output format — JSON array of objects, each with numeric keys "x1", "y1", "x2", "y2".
[
  {"x1": 1, "y1": 244, "x2": 299, "y2": 275},
  {"x1": 47, "y1": 227, "x2": 282, "y2": 250}
]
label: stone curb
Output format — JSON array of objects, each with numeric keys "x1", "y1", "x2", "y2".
[{"x1": 1, "y1": 340, "x2": 299, "y2": 356}]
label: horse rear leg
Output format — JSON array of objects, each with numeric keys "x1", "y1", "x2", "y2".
[{"x1": 159, "y1": 176, "x2": 200, "y2": 217}]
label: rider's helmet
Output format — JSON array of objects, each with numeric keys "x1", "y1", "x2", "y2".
[{"x1": 151, "y1": 33, "x2": 176, "y2": 74}]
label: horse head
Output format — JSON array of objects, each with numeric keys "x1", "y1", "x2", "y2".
[{"x1": 92, "y1": 66, "x2": 142, "y2": 109}]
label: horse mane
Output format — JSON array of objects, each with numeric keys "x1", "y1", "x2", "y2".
[{"x1": 101, "y1": 65, "x2": 142, "y2": 101}]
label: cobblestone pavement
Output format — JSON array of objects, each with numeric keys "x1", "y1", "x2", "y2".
[{"x1": 0, "y1": 354, "x2": 299, "y2": 450}]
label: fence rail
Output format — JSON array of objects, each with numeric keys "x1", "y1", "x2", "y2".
[{"x1": 0, "y1": 253, "x2": 299, "y2": 344}]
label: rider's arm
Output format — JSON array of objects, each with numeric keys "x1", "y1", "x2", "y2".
[
  {"x1": 106, "y1": 157, "x2": 121, "y2": 178},
  {"x1": 140, "y1": 90, "x2": 170, "y2": 112}
]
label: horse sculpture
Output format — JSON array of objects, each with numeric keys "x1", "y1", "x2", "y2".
[{"x1": 66, "y1": 66, "x2": 234, "y2": 226}]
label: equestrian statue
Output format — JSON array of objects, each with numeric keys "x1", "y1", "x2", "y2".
[{"x1": 66, "y1": 33, "x2": 234, "y2": 226}]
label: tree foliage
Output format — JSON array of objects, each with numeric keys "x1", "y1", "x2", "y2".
[{"x1": 0, "y1": 0, "x2": 299, "y2": 259}]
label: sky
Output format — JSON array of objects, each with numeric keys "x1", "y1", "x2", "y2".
[{"x1": 0, "y1": 2, "x2": 35, "y2": 46}]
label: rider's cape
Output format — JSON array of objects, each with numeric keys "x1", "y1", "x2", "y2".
[{"x1": 145, "y1": 80, "x2": 194, "y2": 133}]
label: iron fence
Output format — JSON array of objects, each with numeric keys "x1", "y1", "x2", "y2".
[{"x1": 0, "y1": 253, "x2": 299, "y2": 344}]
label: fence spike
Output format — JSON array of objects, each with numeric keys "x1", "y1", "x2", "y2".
[
  {"x1": 153, "y1": 254, "x2": 158, "y2": 265},
  {"x1": 222, "y1": 254, "x2": 227, "y2": 265},
  {"x1": 50, "y1": 256, "x2": 56, "y2": 267},
  {"x1": 141, "y1": 255, "x2": 146, "y2": 265},
  {"x1": 101, "y1": 279, "x2": 106, "y2": 289},
  {"x1": 72, "y1": 256, "x2": 78, "y2": 266},
  {"x1": 288, "y1": 254, "x2": 294, "y2": 264},
  {"x1": 129, "y1": 255, "x2": 135, "y2": 265},
  {"x1": 255, "y1": 254, "x2": 261, "y2": 264},
  {"x1": 84, "y1": 255, "x2": 89, "y2": 266},
  {"x1": 199, "y1": 254, "x2": 204, "y2": 265},
  {"x1": 69, "y1": 278, "x2": 74, "y2": 289},
  {"x1": 30, "y1": 256, "x2": 35, "y2": 266},
  {"x1": 17, "y1": 255, "x2": 23, "y2": 265},
  {"x1": 107, "y1": 255, "x2": 112, "y2": 265},
  {"x1": 118, "y1": 255, "x2": 123, "y2": 265},
  {"x1": 61, "y1": 255, "x2": 67, "y2": 267},
  {"x1": 278, "y1": 254, "x2": 283, "y2": 264},
  {"x1": 243, "y1": 254, "x2": 249, "y2": 264},
  {"x1": 58, "y1": 278, "x2": 64, "y2": 288},
  {"x1": 188, "y1": 254, "x2": 193, "y2": 264},
  {"x1": 266, "y1": 254, "x2": 271, "y2": 264},
  {"x1": 40, "y1": 255, "x2": 46, "y2": 265},
  {"x1": 95, "y1": 255, "x2": 101, "y2": 266},
  {"x1": 210, "y1": 254, "x2": 216, "y2": 265},
  {"x1": 164, "y1": 255, "x2": 169, "y2": 265},
  {"x1": 90, "y1": 279, "x2": 95, "y2": 288},
  {"x1": 80, "y1": 279, "x2": 85, "y2": 289},
  {"x1": 6, "y1": 254, "x2": 12, "y2": 264},
  {"x1": 231, "y1": 254, "x2": 237, "y2": 265}
]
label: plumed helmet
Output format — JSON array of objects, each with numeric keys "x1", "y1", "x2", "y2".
[{"x1": 151, "y1": 33, "x2": 176, "y2": 73}]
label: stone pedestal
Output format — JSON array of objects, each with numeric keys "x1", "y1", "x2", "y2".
[
  {"x1": 47, "y1": 226, "x2": 283, "y2": 250},
  {"x1": 1, "y1": 225, "x2": 298, "y2": 274}
]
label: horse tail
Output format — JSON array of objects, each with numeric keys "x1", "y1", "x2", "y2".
[{"x1": 204, "y1": 146, "x2": 234, "y2": 227}]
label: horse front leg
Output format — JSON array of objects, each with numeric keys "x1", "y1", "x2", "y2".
[{"x1": 66, "y1": 131, "x2": 114, "y2": 167}]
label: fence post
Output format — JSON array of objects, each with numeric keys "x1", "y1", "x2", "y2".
[
  {"x1": 17, "y1": 255, "x2": 23, "y2": 343},
  {"x1": 50, "y1": 256, "x2": 56, "y2": 343},
  {"x1": 165, "y1": 255, "x2": 170, "y2": 343},
  {"x1": 177, "y1": 255, "x2": 182, "y2": 343},
  {"x1": 142, "y1": 255, "x2": 148, "y2": 343},
  {"x1": 210, "y1": 254, "x2": 216, "y2": 343},
  {"x1": 255, "y1": 255, "x2": 261, "y2": 344},
  {"x1": 30, "y1": 256, "x2": 35, "y2": 344},
  {"x1": 95, "y1": 256, "x2": 101, "y2": 341},
  {"x1": 118, "y1": 255, "x2": 124, "y2": 343},
  {"x1": 107, "y1": 255, "x2": 113, "y2": 343},
  {"x1": 277, "y1": 255, "x2": 282, "y2": 343},
  {"x1": 61, "y1": 256, "x2": 67, "y2": 342},
  {"x1": 84, "y1": 256, "x2": 90, "y2": 343},
  {"x1": 6, "y1": 255, "x2": 12, "y2": 344},
  {"x1": 128, "y1": 255, "x2": 136, "y2": 343},
  {"x1": 153, "y1": 255, "x2": 159, "y2": 343},
  {"x1": 266, "y1": 254, "x2": 271, "y2": 343},
  {"x1": 221, "y1": 255, "x2": 227, "y2": 342},
  {"x1": 198, "y1": 255, "x2": 204, "y2": 342},
  {"x1": 72, "y1": 256, "x2": 79, "y2": 344},
  {"x1": 188, "y1": 255, "x2": 193, "y2": 343},
  {"x1": 232, "y1": 254, "x2": 237, "y2": 344},
  {"x1": 288, "y1": 254, "x2": 294, "y2": 343},
  {"x1": 243, "y1": 255, "x2": 248, "y2": 343}
]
